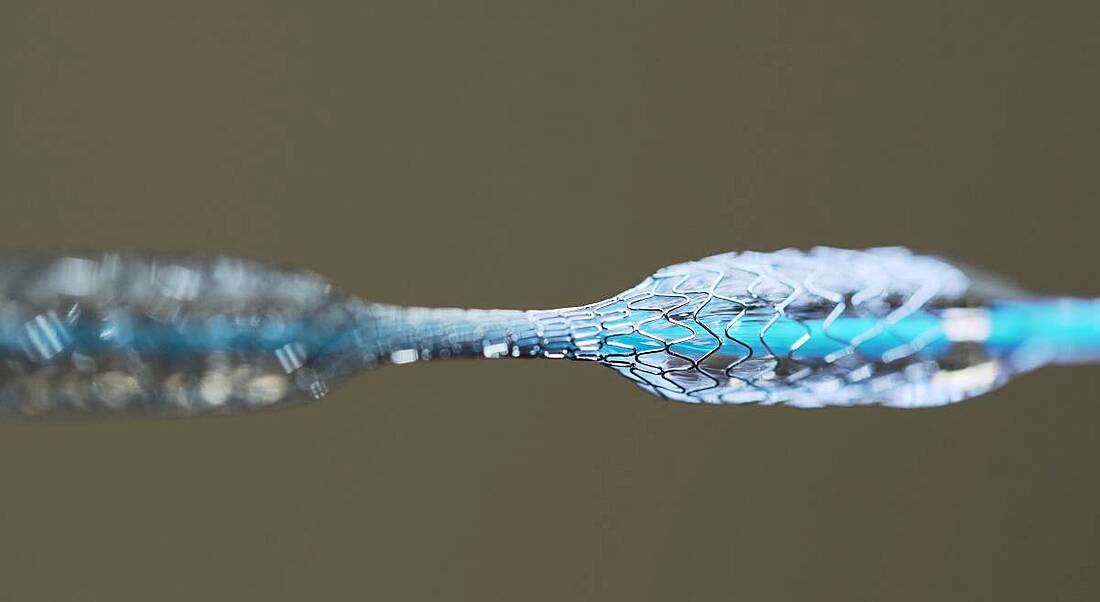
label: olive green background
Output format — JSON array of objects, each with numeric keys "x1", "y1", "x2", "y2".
[{"x1": 1, "y1": 1, "x2": 1097, "y2": 600}]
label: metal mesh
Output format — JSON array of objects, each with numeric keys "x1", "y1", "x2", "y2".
[
  {"x1": 560, "y1": 247, "x2": 1010, "y2": 407},
  {"x1": 0, "y1": 255, "x2": 353, "y2": 414},
  {"x1": 0, "y1": 247, "x2": 1057, "y2": 415}
]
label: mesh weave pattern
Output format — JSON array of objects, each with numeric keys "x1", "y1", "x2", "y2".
[
  {"x1": 0, "y1": 248, "x2": 1021, "y2": 415},
  {"x1": 561, "y1": 247, "x2": 1005, "y2": 407}
]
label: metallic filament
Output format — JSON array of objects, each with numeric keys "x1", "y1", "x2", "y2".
[{"x1": 0, "y1": 247, "x2": 1095, "y2": 415}]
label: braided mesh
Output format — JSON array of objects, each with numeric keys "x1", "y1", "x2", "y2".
[
  {"x1": 0, "y1": 248, "x2": 1034, "y2": 415},
  {"x1": 561, "y1": 247, "x2": 1009, "y2": 407}
]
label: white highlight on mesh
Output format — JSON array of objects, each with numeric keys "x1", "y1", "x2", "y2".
[
  {"x1": 482, "y1": 342, "x2": 508, "y2": 358},
  {"x1": 50, "y1": 257, "x2": 98, "y2": 296},
  {"x1": 931, "y1": 362, "x2": 1000, "y2": 394},
  {"x1": 941, "y1": 308, "x2": 992, "y2": 342},
  {"x1": 275, "y1": 342, "x2": 306, "y2": 373},
  {"x1": 390, "y1": 349, "x2": 419, "y2": 364}
]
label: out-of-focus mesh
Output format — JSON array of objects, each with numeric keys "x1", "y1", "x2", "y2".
[{"x1": 0, "y1": 255, "x2": 359, "y2": 415}]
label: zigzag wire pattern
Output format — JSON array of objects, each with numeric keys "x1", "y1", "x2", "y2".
[{"x1": 544, "y1": 247, "x2": 1000, "y2": 408}]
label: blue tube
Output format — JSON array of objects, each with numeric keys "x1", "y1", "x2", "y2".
[{"x1": 987, "y1": 299, "x2": 1100, "y2": 365}]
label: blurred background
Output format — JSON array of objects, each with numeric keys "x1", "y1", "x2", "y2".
[{"x1": 1, "y1": 1, "x2": 1097, "y2": 600}]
